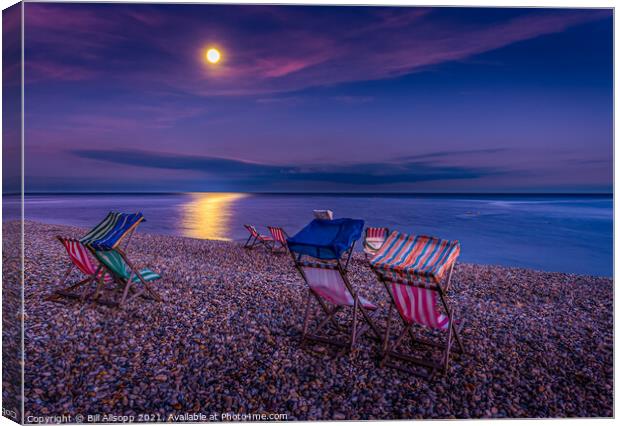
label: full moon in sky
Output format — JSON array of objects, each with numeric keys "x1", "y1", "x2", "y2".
[{"x1": 206, "y1": 48, "x2": 221, "y2": 64}]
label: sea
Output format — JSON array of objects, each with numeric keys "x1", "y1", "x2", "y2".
[{"x1": 3, "y1": 193, "x2": 613, "y2": 277}]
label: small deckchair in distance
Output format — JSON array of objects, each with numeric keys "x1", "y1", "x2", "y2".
[
  {"x1": 370, "y1": 231, "x2": 464, "y2": 377},
  {"x1": 362, "y1": 227, "x2": 390, "y2": 259},
  {"x1": 287, "y1": 218, "x2": 382, "y2": 351},
  {"x1": 243, "y1": 224, "x2": 274, "y2": 250},
  {"x1": 267, "y1": 226, "x2": 289, "y2": 253},
  {"x1": 93, "y1": 248, "x2": 162, "y2": 307},
  {"x1": 50, "y1": 237, "x2": 113, "y2": 301},
  {"x1": 312, "y1": 209, "x2": 333, "y2": 220}
]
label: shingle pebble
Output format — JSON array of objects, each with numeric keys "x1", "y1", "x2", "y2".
[{"x1": 8, "y1": 220, "x2": 612, "y2": 420}]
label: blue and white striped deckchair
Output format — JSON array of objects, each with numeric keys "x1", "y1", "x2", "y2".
[{"x1": 80, "y1": 212, "x2": 145, "y2": 251}]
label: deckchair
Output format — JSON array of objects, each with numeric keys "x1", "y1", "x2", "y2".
[
  {"x1": 243, "y1": 224, "x2": 274, "y2": 250},
  {"x1": 267, "y1": 226, "x2": 289, "y2": 253},
  {"x1": 370, "y1": 231, "x2": 463, "y2": 377},
  {"x1": 54, "y1": 212, "x2": 145, "y2": 301},
  {"x1": 92, "y1": 248, "x2": 162, "y2": 307},
  {"x1": 288, "y1": 219, "x2": 382, "y2": 351},
  {"x1": 50, "y1": 237, "x2": 113, "y2": 301},
  {"x1": 363, "y1": 227, "x2": 390, "y2": 259}
]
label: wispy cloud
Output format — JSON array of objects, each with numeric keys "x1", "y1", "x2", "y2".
[
  {"x1": 23, "y1": 5, "x2": 610, "y2": 96},
  {"x1": 70, "y1": 148, "x2": 502, "y2": 185},
  {"x1": 400, "y1": 148, "x2": 510, "y2": 161}
]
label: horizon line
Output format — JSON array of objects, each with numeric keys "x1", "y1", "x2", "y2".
[{"x1": 5, "y1": 191, "x2": 614, "y2": 196}]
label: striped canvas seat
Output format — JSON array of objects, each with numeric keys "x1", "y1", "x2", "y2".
[
  {"x1": 388, "y1": 282, "x2": 449, "y2": 329},
  {"x1": 52, "y1": 236, "x2": 115, "y2": 302},
  {"x1": 268, "y1": 226, "x2": 286, "y2": 245},
  {"x1": 80, "y1": 212, "x2": 145, "y2": 251},
  {"x1": 59, "y1": 238, "x2": 113, "y2": 283},
  {"x1": 95, "y1": 250, "x2": 160, "y2": 283},
  {"x1": 92, "y1": 248, "x2": 162, "y2": 307},
  {"x1": 363, "y1": 227, "x2": 390, "y2": 256},
  {"x1": 302, "y1": 266, "x2": 377, "y2": 310},
  {"x1": 371, "y1": 232, "x2": 460, "y2": 285},
  {"x1": 267, "y1": 226, "x2": 289, "y2": 252}
]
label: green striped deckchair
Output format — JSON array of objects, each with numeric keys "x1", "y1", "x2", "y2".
[{"x1": 93, "y1": 248, "x2": 162, "y2": 307}]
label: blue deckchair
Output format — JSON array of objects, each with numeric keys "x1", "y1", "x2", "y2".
[{"x1": 287, "y1": 219, "x2": 381, "y2": 351}]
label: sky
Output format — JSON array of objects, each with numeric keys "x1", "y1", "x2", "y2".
[{"x1": 12, "y1": 4, "x2": 614, "y2": 193}]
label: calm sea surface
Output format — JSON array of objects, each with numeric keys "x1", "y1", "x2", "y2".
[{"x1": 3, "y1": 193, "x2": 613, "y2": 277}]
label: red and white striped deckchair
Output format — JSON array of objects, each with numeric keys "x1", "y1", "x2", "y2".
[
  {"x1": 267, "y1": 226, "x2": 289, "y2": 253},
  {"x1": 370, "y1": 231, "x2": 464, "y2": 377},
  {"x1": 51, "y1": 236, "x2": 113, "y2": 301},
  {"x1": 363, "y1": 227, "x2": 390, "y2": 258},
  {"x1": 297, "y1": 260, "x2": 381, "y2": 351},
  {"x1": 243, "y1": 224, "x2": 274, "y2": 250}
]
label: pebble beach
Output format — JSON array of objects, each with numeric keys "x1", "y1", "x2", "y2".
[{"x1": 11, "y1": 220, "x2": 613, "y2": 420}]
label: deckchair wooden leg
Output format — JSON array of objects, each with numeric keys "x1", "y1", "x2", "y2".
[
  {"x1": 452, "y1": 311, "x2": 465, "y2": 354},
  {"x1": 315, "y1": 295, "x2": 340, "y2": 329},
  {"x1": 245, "y1": 236, "x2": 258, "y2": 249},
  {"x1": 301, "y1": 290, "x2": 313, "y2": 344},
  {"x1": 58, "y1": 264, "x2": 74, "y2": 287},
  {"x1": 359, "y1": 307, "x2": 382, "y2": 341},
  {"x1": 122, "y1": 256, "x2": 162, "y2": 302},
  {"x1": 445, "y1": 263, "x2": 455, "y2": 292},
  {"x1": 444, "y1": 321, "x2": 454, "y2": 373},
  {"x1": 382, "y1": 305, "x2": 393, "y2": 356},
  {"x1": 50, "y1": 276, "x2": 91, "y2": 301},
  {"x1": 120, "y1": 282, "x2": 132, "y2": 308},
  {"x1": 382, "y1": 325, "x2": 409, "y2": 368},
  {"x1": 315, "y1": 306, "x2": 342, "y2": 334},
  {"x1": 59, "y1": 276, "x2": 91, "y2": 293},
  {"x1": 350, "y1": 297, "x2": 359, "y2": 351}
]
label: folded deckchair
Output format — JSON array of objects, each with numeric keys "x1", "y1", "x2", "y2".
[
  {"x1": 92, "y1": 248, "x2": 162, "y2": 307},
  {"x1": 370, "y1": 231, "x2": 463, "y2": 377},
  {"x1": 363, "y1": 227, "x2": 390, "y2": 259},
  {"x1": 53, "y1": 212, "x2": 145, "y2": 302},
  {"x1": 313, "y1": 209, "x2": 333, "y2": 220},
  {"x1": 287, "y1": 219, "x2": 381, "y2": 351},
  {"x1": 50, "y1": 237, "x2": 113, "y2": 301},
  {"x1": 243, "y1": 224, "x2": 274, "y2": 250},
  {"x1": 267, "y1": 226, "x2": 289, "y2": 253}
]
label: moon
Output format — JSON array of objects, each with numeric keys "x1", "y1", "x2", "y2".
[{"x1": 206, "y1": 48, "x2": 221, "y2": 64}]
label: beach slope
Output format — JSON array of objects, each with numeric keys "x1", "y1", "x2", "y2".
[{"x1": 12, "y1": 221, "x2": 612, "y2": 419}]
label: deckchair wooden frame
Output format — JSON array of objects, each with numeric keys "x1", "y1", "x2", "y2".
[
  {"x1": 373, "y1": 264, "x2": 464, "y2": 377},
  {"x1": 91, "y1": 247, "x2": 162, "y2": 308},
  {"x1": 243, "y1": 224, "x2": 274, "y2": 250},
  {"x1": 292, "y1": 251, "x2": 382, "y2": 352}
]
